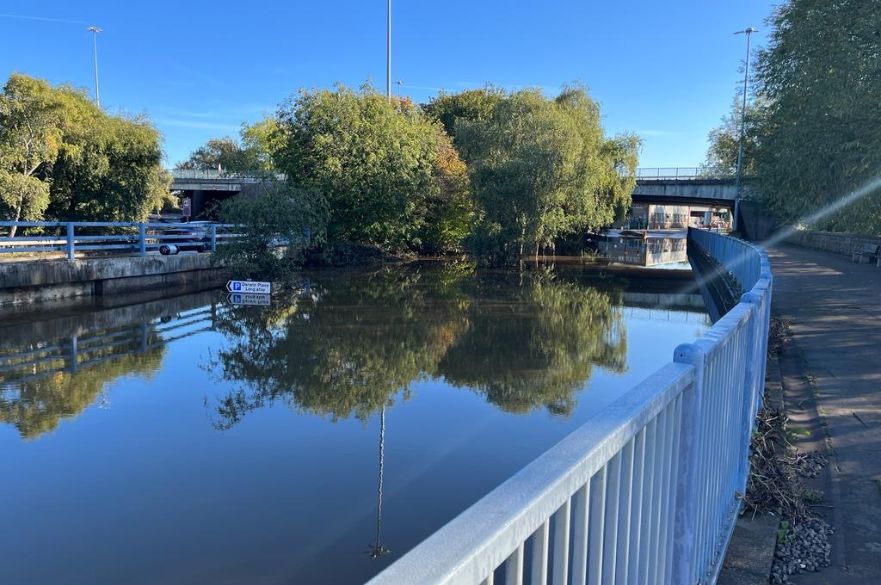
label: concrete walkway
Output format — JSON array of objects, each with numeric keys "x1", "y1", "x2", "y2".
[{"x1": 769, "y1": 244, "x2": 881, "y2": 583}]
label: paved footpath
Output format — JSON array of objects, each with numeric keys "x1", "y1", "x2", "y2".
[{"x1": 769, "y1": 244, "x2": 881, "y2": 583}]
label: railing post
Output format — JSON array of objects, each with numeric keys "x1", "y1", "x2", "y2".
[
  {"x1": 66, "y1": 223, "x2": 75, "y2": 261},
  {"x1": 138, "y1": 223, "x2": 147, "y2": 257},
  {"x1": 210, "y1": 224, "x2": 217, "y2": 252},
  {"x1": 672, "y1": 342, "x2": 707, "y2": 585},
  {"x1": 738, "y1": 292, "x2": 762, "y2": 485}
]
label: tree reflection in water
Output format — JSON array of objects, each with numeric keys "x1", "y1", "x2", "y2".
[
  {"x1": 0, "y1": 338, "x2": 165, "y2": 439},
  {"x1": 209, "y1": 263, "x2": 627, "y2": 428}
]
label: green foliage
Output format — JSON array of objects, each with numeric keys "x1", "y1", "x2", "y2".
[
  {"x1": 419, "y1": 128, "x2": 475, "y2": 254},
  {"x1": 274, "y1": 85, "x2": 442, "y2": 251},
  {"x1": 0, "y1": 73, "x2": 168, "y2": 224},
  {"x1": 0, "y1": 74, "x2": 64, "y2": 232},
  {"x1": 48, "y1": 112, "x2": 169, "y2": 221},
  {"x1": 754, "y1": 0, "x2": 881, "y2": 233},
  {"x1": 701, "y1": 97, "x2": 766, "y2": 177},
  {"x1": 241, "y1": 117, "x2": 285, "y2": 172},
  {"x1": 451, "y1": 86, "x2": 639, "y2": 261},
  {"x1": 176, "y1": 137, "x2": 254, "y2": 173},
  {"x1": 423, "y1": 87, "x2": 505, "y2": 146},
  {"x1": 177, "y1": 117, "x2": 285, "y2": 174},
  {"x1": 216, "y1": 182, "x2": 326, "y2": 280}
]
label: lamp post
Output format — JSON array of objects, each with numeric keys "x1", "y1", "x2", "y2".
[
  {"x1": 386, "y1": 0, "x2": 392, "y2": 102},
  {"x1": 733, "y1": 27, "x2": 756, "y2": 199},
  {"x1": 87, "y1": 25, "x2": 103, "y2": 107}
]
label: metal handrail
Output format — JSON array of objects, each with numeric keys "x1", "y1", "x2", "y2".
[
  {"x1": 368, "y1": 228, "x2": 772, "y2": 585},
  {"x1": 170, "y1": 169, "x2": 286, "y2": 181},
  {"x1": 0, "y1": 221, "x2": 243, "y2": 260},
  {"x1": 633, "y1": 167, "x2": 735, "y2": 180}
]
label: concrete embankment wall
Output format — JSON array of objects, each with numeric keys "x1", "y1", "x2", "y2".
[
  {"x1": 787, "y1": 230, "x2": 881, "y2": 257},
  {"x1": 0, "y1": 254, "x2": 229, "y2": 306}
]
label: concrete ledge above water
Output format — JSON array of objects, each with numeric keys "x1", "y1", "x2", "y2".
[{"x1": 0, "y1": 253, "x2": 229, "y2": 306}]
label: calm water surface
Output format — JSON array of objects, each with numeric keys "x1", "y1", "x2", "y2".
[{"x1": 0, "y1": 262, "x2": 709, "y2": 584}]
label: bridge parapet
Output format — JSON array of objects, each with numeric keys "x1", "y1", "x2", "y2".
[{"x1": 368, "y1": 229, "x2": 772, "y2": 585}]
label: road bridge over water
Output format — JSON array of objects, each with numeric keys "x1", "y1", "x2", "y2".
[{"x1": 170, "y1": 167, "x2": 754, "y2": 220}]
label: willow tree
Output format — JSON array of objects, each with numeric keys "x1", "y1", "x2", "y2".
[
  {"x1": 452, "y1": 87, "x2": 639, "y2": 261},
  {"x1": 754, "y1": 0, "x2": 881, "y2": 233}
]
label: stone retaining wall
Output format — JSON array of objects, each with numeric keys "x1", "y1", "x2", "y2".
[{"x1": 788, "y1": 230, "x2": 881, "y2": 257}]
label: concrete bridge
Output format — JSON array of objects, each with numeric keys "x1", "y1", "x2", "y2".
[{"x1": 170, "y1": 170, "x2": 280, "y2": 216}]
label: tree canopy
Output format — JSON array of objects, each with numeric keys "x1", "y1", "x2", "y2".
[
  {"x1": 0, "y1": 73, "x2": 168, "y2": 226},
  {"x1": 752, "y1": 0, "x2": 881, "y2": 233},
  {"x1": 449, "y1": 87, "x2": 639, "y2": 260},
  {"x1": 274, "y1": 85, "x2": 443, "y2": 251},
  {"x1": 701, "y1": 97, "x2": 765, "y2": 178},
  {"x1": 176, "y1": 117, "x2": 284, "y2": 174}
]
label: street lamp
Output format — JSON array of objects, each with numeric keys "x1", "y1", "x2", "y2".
[
  {"x1": 386, "y1": 0, "x2": 392, "y2": 102},
  {"x1": 733, "y1": 27, "x2": 757, "y2": 200},
  {"x1": 87, "y1": 25, "x2": 103, "y2": 107}
]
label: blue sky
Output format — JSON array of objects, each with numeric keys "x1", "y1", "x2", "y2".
[{"x1": 1, "y1": 0, "x2": 772, "y2": 168}]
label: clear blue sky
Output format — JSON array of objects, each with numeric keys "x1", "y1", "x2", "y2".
[{"x1": 1, "y1": 0, "x2": 772, "y2": 168}]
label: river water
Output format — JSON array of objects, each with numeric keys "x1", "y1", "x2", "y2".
[{"x1": 0, "y1": 261, "x2": 709, "y2": 584}]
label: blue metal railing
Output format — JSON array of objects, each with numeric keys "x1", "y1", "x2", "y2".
[
  {"x1": 0, "y1": 221, "x2": 243, "y2": 260},
  {"x1": 368, "y1": 229, "x2": 771, "y2": 585}
]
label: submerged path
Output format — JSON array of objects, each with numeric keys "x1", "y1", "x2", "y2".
[{"x1": 769, "y1": 244, "x2": 881, "y2": 582}]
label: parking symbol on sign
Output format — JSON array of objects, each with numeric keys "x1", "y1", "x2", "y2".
[{"x1": 233, "y1": 282, "x2": 242, "y2": 291}]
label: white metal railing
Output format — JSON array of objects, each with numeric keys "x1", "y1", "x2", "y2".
[
  {"x1": 633, "y1": 167, "x2": 736, "y2": 181},
  {"x1": 170, "y1": 169, "x2": 286, "y2": 181},
  {"x1": 368, "y1": 228, "x2": 771, "y2": 585},
  {"x1": 0, "y1": 221, "x2": 243, "y2": 260}
]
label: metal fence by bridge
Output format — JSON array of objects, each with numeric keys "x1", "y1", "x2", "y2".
[
  {"x1": 633, "y1": 167, "x2": 737, "y2": 181},
  {"x1": 0, "y1": 221, "x2": 243, "y2": 260},
  {"x1": 368, "y1": 228, "x2": 771, "y2": 585}
]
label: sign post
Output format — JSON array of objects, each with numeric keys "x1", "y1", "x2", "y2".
[{"x1": 226, "y1": 280, "x2": 271, "y2": 295}]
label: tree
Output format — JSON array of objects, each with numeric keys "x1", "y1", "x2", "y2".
[
  {"x1": 216, "y1": 182, "x2": 326, "y2": 280},
  {"x1": 418, "y1": 128, "x2": 474, "y2": 254},
  {"x1": 0, "y1": 74, "x2": 64, "y2": 235},
  {"x1": 47, "y1": 110, "x2": 169, "y2": 222},
  {"x1": 754, "y1": 0, "x2": 881, "y2": 233},
  {"x1": 423, "y1": 87, "x2": 505, "y2": 146},
  {"x1": 452, "y1": 86, "x2": 639, "y2": 261},
  {"x1": 701, "y1": 98, "x2": 766, "y2": 177},
  {"x1": 274, "y1": 85, "x2": 441, "y2": 251},
  {"x1": 241, "y1": 117, "x2": 285, "y2": 172},
  {"x1": 176, "y1": 137, "x2": 253, "y2": 173},
  {"x1": 0, "y1": 73, "x2": 168, "y2": 225}
]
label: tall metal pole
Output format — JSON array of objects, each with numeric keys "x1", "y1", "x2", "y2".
[
  {"x1": 87, "y1": 25, "x2": 103, "y2": 107},
  {"x1": 386, "y1": 0, "x2": 392, "y2": 102},
  {"x1": 734, "y1": 27, "x2": 756, "y2": 199}
]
